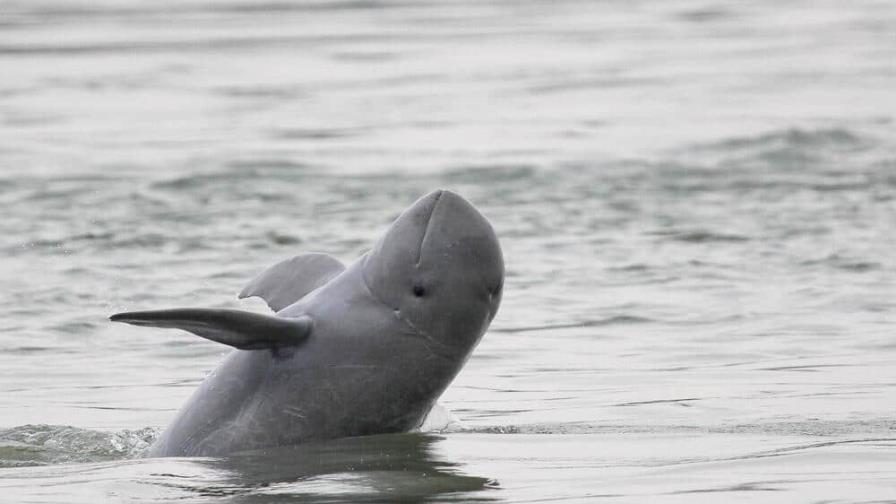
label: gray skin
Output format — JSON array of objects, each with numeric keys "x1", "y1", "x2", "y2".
[{"x1": 111, "y1": 190, "x2": 504, "y2": 457}]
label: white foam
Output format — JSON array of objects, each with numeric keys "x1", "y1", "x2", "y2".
[{"x1": 416, "y1": 403, "x2": 465, "y2": 433}]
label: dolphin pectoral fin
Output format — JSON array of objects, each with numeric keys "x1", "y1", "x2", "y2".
[
  {"x1": 239, "y1": 253, "x2": 345, "y2": 312},
  {"x1": 109, "y1": 308, "x2": 312, "y2": 350}
]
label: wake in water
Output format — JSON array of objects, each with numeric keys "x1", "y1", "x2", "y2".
[
  {"x1": 0, "y1": 425, "x2": 157, "y2": 467},
  {"x1": 6, "y1": 415, "x2": 894, "y2": 469},
  {"x1": 0, "y1": 403, "x2": 464, "y2": 467}
]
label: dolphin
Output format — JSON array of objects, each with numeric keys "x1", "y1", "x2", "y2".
[{"x1": 110, "y1": 189, "x2": 504, "y2": 457}]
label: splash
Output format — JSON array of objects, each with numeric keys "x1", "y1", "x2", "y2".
[
  {"x1": 0, "y1": 425, "x2": 158, "y2": 467},
  {"x1": 415, "y1": 403, "x2": 465, "y2": 433}
]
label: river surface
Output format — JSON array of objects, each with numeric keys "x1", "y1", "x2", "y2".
[{"x1": 1, "y1": 0, "x2": 896, "y2": 502}]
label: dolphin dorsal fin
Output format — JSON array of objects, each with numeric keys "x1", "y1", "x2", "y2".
[
  {"x1": 110, "y1": 308, "x2": 312, "y2": 350},
  {"x1": 239, "y1": 253, "x2": 345, "y2": 312}
]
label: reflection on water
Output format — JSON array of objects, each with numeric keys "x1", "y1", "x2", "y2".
[
  {"x1": 0, "y1": 432, "x2": 497, "y2": 503},
  {"x1": 203, "y1": 434, "x2": 495, "y2": 503}
]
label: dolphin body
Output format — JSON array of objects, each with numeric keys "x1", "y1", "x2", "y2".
[{"x1": 111, "y1": 190, "x2": 504, "y2": 457}]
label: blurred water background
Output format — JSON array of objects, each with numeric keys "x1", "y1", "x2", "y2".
[{"x1": 1, "y1": 0, "x2": 895, "y2": 502}]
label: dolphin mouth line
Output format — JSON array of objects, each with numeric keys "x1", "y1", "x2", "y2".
[
  {"x1": 391, "y1": 310, "x2": 457, "y2": 361},
  {"x1": 359, "y1": 256, "x2": 455, "y2": 360}
]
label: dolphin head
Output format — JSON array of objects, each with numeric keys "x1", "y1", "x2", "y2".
[{"x1": 362, "y1": 190, "x2": 504, "y2": 358}]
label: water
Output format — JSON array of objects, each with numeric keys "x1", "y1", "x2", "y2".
[{"x1": 1, "y1": 0, "x2": 895, "y2": 501}]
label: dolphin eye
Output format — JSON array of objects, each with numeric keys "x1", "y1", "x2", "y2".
[{"x1": 412, "y1": 283, "x2": 426, "y2": 297}]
